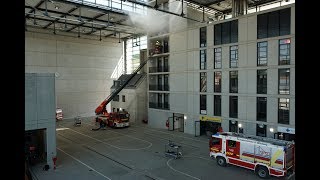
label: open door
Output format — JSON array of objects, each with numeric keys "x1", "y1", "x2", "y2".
[{"x1": 178, "y1": 117, "x2": 184, "y2": 132}]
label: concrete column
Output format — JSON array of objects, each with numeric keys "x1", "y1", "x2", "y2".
[{"x1": 46, "y1": 127, "x2": 56, "y2": 168}]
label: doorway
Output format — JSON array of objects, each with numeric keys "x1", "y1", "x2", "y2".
[
  {"x1": 173, "y1": 113, "x2": 184, "y2": 132},
  {"x1": 25, "y1": 129, "x2": 46, "y2": 166},
  {"x1": 200, "y1": 121, "x2": 221, "y2": 137}
]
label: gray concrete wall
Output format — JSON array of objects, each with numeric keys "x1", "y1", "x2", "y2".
[
  {"x1": 25, "y1": 73, "x2": 56, "y2": 167},
  {"x1": 25, "y1": 32, "x2": 123, "y2": 118}
]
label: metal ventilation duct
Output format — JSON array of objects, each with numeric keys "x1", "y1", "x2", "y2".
[{"x1": 232, "y1": 0, "x2": 248, "y2": 17}]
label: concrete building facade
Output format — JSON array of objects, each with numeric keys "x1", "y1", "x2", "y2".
[
  {"x1": 147, "y1": 3, "x2": 295, "y2": 140},
  {"x1": 25, "y1": 73, "x2": 56, "y2": 168},
  {"x1": 25, "y1": 32, "x2": 123, "y2": 119}
]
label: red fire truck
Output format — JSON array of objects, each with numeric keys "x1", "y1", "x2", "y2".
[{"x1": 209, "y1": 132, "x2": 295, "y2": 179}]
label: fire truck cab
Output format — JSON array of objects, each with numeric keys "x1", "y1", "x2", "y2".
[
  {"x1": 209, "y1": 132, "x2": 295, "y2": 179},
  {"x1": 96, "y1": 110, "x2": 130, "y2": 128}
]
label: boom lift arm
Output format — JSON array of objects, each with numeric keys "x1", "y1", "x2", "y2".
[{"x1": 95, "y1": 58, "x2": 149, "y2": 115}]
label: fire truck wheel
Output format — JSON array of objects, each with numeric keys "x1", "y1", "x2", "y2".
[
  {"x1": 216, "y1": 157, "x2": 227, "y2": 167},
  {"x1": 256, "y1": 166, "x2": 269, "y2": 179}
]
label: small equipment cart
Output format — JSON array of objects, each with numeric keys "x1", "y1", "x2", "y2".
[
  {"x1": 74, "y1": 116, "x2": 82, "y2": 126},
  {"x1": 164, "y1": 140, "x2": 182, "y2": 159}
]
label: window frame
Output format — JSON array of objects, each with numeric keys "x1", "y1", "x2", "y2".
[
  {"x1": 257, "y1": 41, "x2": 268, "y2": 66},
  {"x1": 214, "y1": 71, "x2": 222, "y2": 93},
  {"x1": 214, "y1": 47, "x2": 222, "y2": 69},
  {"x1": 257, "y1": 97, "x2": 267, "y2": 122},
  {"x1": 200, "y1": 49, "x2": 207, "y2": 70},
  {"x1": 278, "y1": 98, "x2": 290, "y2": 124},
  {"x1": 229, "y1": 71, "x2": 238, "y2": 93},
  {"x1": 230, "y1": 45, "x2": 238, "y2": 68},
  {"x1": 257, "y1": 69, "x2": 267, "y2": 94},
  {"x1": 279, "y1": 39, "x2": 291, "y2": 65},
  {"x1": 200, "y1": 72, "x2": 207, "y2": 92},
  {"x1": 278, "y1": 68, "x2": 290, "y2": 95}
]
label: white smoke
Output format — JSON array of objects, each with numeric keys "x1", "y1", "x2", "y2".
[{"x1": 127, "y1": 8, "x2": 170, "y2": 34}]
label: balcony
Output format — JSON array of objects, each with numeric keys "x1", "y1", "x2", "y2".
[
  {"x1": 149, "y1": 102, "x2": 170, "y2": 110},
  {"x1": 149, "y1": 66, "x2": 170, "y2": 73},
  {"x1": 149, "y1": 85, "x2": 169, "y2": 91}
]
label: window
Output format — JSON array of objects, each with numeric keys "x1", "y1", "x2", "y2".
[
  {"x1": 122, "y1": 95, "x2": 125, "y2": 102},
  {"x1": 200, "y1": 26, "x2": 207, "y2": 47},
  {"x1": 228, "y1": 140, "x2": 237, "y2": 148},
  {"x1": 200, "y1": 72, "x2": 207, "y2": 92},
  {"x1": 279, "y1": 39, "x2": 291, "y2": 65},
  {"x1": 279, "y1": 8, "x2": 291, "y2": 36},
  {"x1": 200, "y1": 95, "x2": 207, "y2": 114},
  {"x1": 214, "y1": 23, "x2": 222, "y2": 45},
  {"x1": 117, "y1": 108, "x2": 119, "y2": 112},
  {"x1": 257, "y1": 97, "x2": 267, "y2": 122},
  {"x1": 164, "y1": 93, "x2": 169, "y2": 109},
  {"x1": 279, "y1": 68, "x2": 290, "y2": 94},
  {"x1": 257, "y1": 42, "x2": 268, "y2": 66},
  {"x1": 257, "y1": 8, "x2": 291, "y2": 39},
  {"x1": 200, "y1": 50, "x2": 207, "y2": 70},
  {"x1": 229, "y1": 120, "x2": 238, "y2": 133},
  {"x1": 113, "y1": 95, "x2": 119, "y2": 101},
  {"x1": 257, "y1": 69, "x2": 267, "y2": 94},
  {"x1": 229, "y1": 96, "x2": 238, "y2": 118},
  {"x1": 214, "y1": 95, "x2": 221, "y2": 116},
  {"x1": 214, "y1": 72, "x2": 222, "y2": 93},
  {"x1": 158, "y1": 94, "x2": 163, "y2": 108},
  {"x1": 211, "y1": 138, "x2": 221, "y2": 146},
  {"x1": 230, "y1": 46, "x2": 238, "y2": 68},
  {"x1": 278, "y1": 98, "x2": 290, "y2": 124},
  {"x1": 256, "y1": 124, "x2": 266, "y2": 137},
  {"x1": 113, "y1": 108, "x2": 115, "y2": 112},
  {"x1": 214, "y1": 20, "x2": 238, "y2": 45},
  {"x1": 164, "y1": 74, "x2": 169, "y2": 91},
  {"x1": 230, "y1": 71, "x2": 238, "y2": 93},
  {"x1": 214, "y1": 48, "x2": 222, "y2": 69}
]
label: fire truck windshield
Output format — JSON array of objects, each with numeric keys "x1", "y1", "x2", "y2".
[
  {"x1": 211, "y1": 138, "x2": 220, "y2": 146},
  {"x1": 119, "y1": 113, "x2": 128, "y2": 119}
]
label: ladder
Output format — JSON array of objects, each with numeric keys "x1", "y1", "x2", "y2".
[{"x1": 96, "y1": 58, "x2": 149, "y2": 114}]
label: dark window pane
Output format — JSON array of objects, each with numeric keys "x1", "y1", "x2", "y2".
[
  {"x1": 214, "y1": 48, "x2": 222, "y2": 69},
  {"x1": 229, "y1": 96, "x2": 238, "y2": 118},
  {"x1": 279, "y1": 39, "x2": 290, "y2": 65},
  {"x1": 280, "y1": 8, "x2": 291, "y2": 36},
  {"x1": 256, "y1": 124, "x2": 266, "y2": 137},
  {"x1": 268, "y1": 11, "x2": 279, "y2": 37},
  {"x1": 279, "y1": 69, "x2": 290, "y2": 94},
  {"x1": 278, "y1": 98, "x2": 289, "y2": 124},
  {"x1": 257, "y1": 13, "x2": 268, "y2": 39},
  {"x1": 200, "y1": 50, "x2": 206, "y2": 70},
  {"x1": 200, "y1": 95, "x2": 207, "y2": 114},
  {"x1": 257, "y1": 41, "x2": 268, "y2": 66},
  {"x1": 230, "y1": 71, "x2": 238, "y2": 93},
  {"x1": 230, "y1": 46, "x2": 238, "y2": 68},
  {"x1": 229, "y1": 120, "x2": 238, "y2": 133},
  {"x1": 222, "y1": 22, "x2": 230, "y2": 44},
  {"x1": 200, "y1": 27, "x2": 207, "y2": 47},
  {"x1": 214, "y1": 71, "x2": 222, "y2": 93},
  {"x1": 257, "y1": 69, "x2": 267, "y2": 94},
  {"x1": 230, "y1": 20, "x2": 238, "y2": 43},
  {"x1": 214, "y1": 95, "x2": 221, "y2": 116},
  {"x1": 257, "y1": 97, "x2": 267, "y2": 122},
  {"x1": 200, "y1": 72, "x2": 207, "y2": 92},
  {"x1": 214, "y1": 24, "x2": 222, "y2": 45}
]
